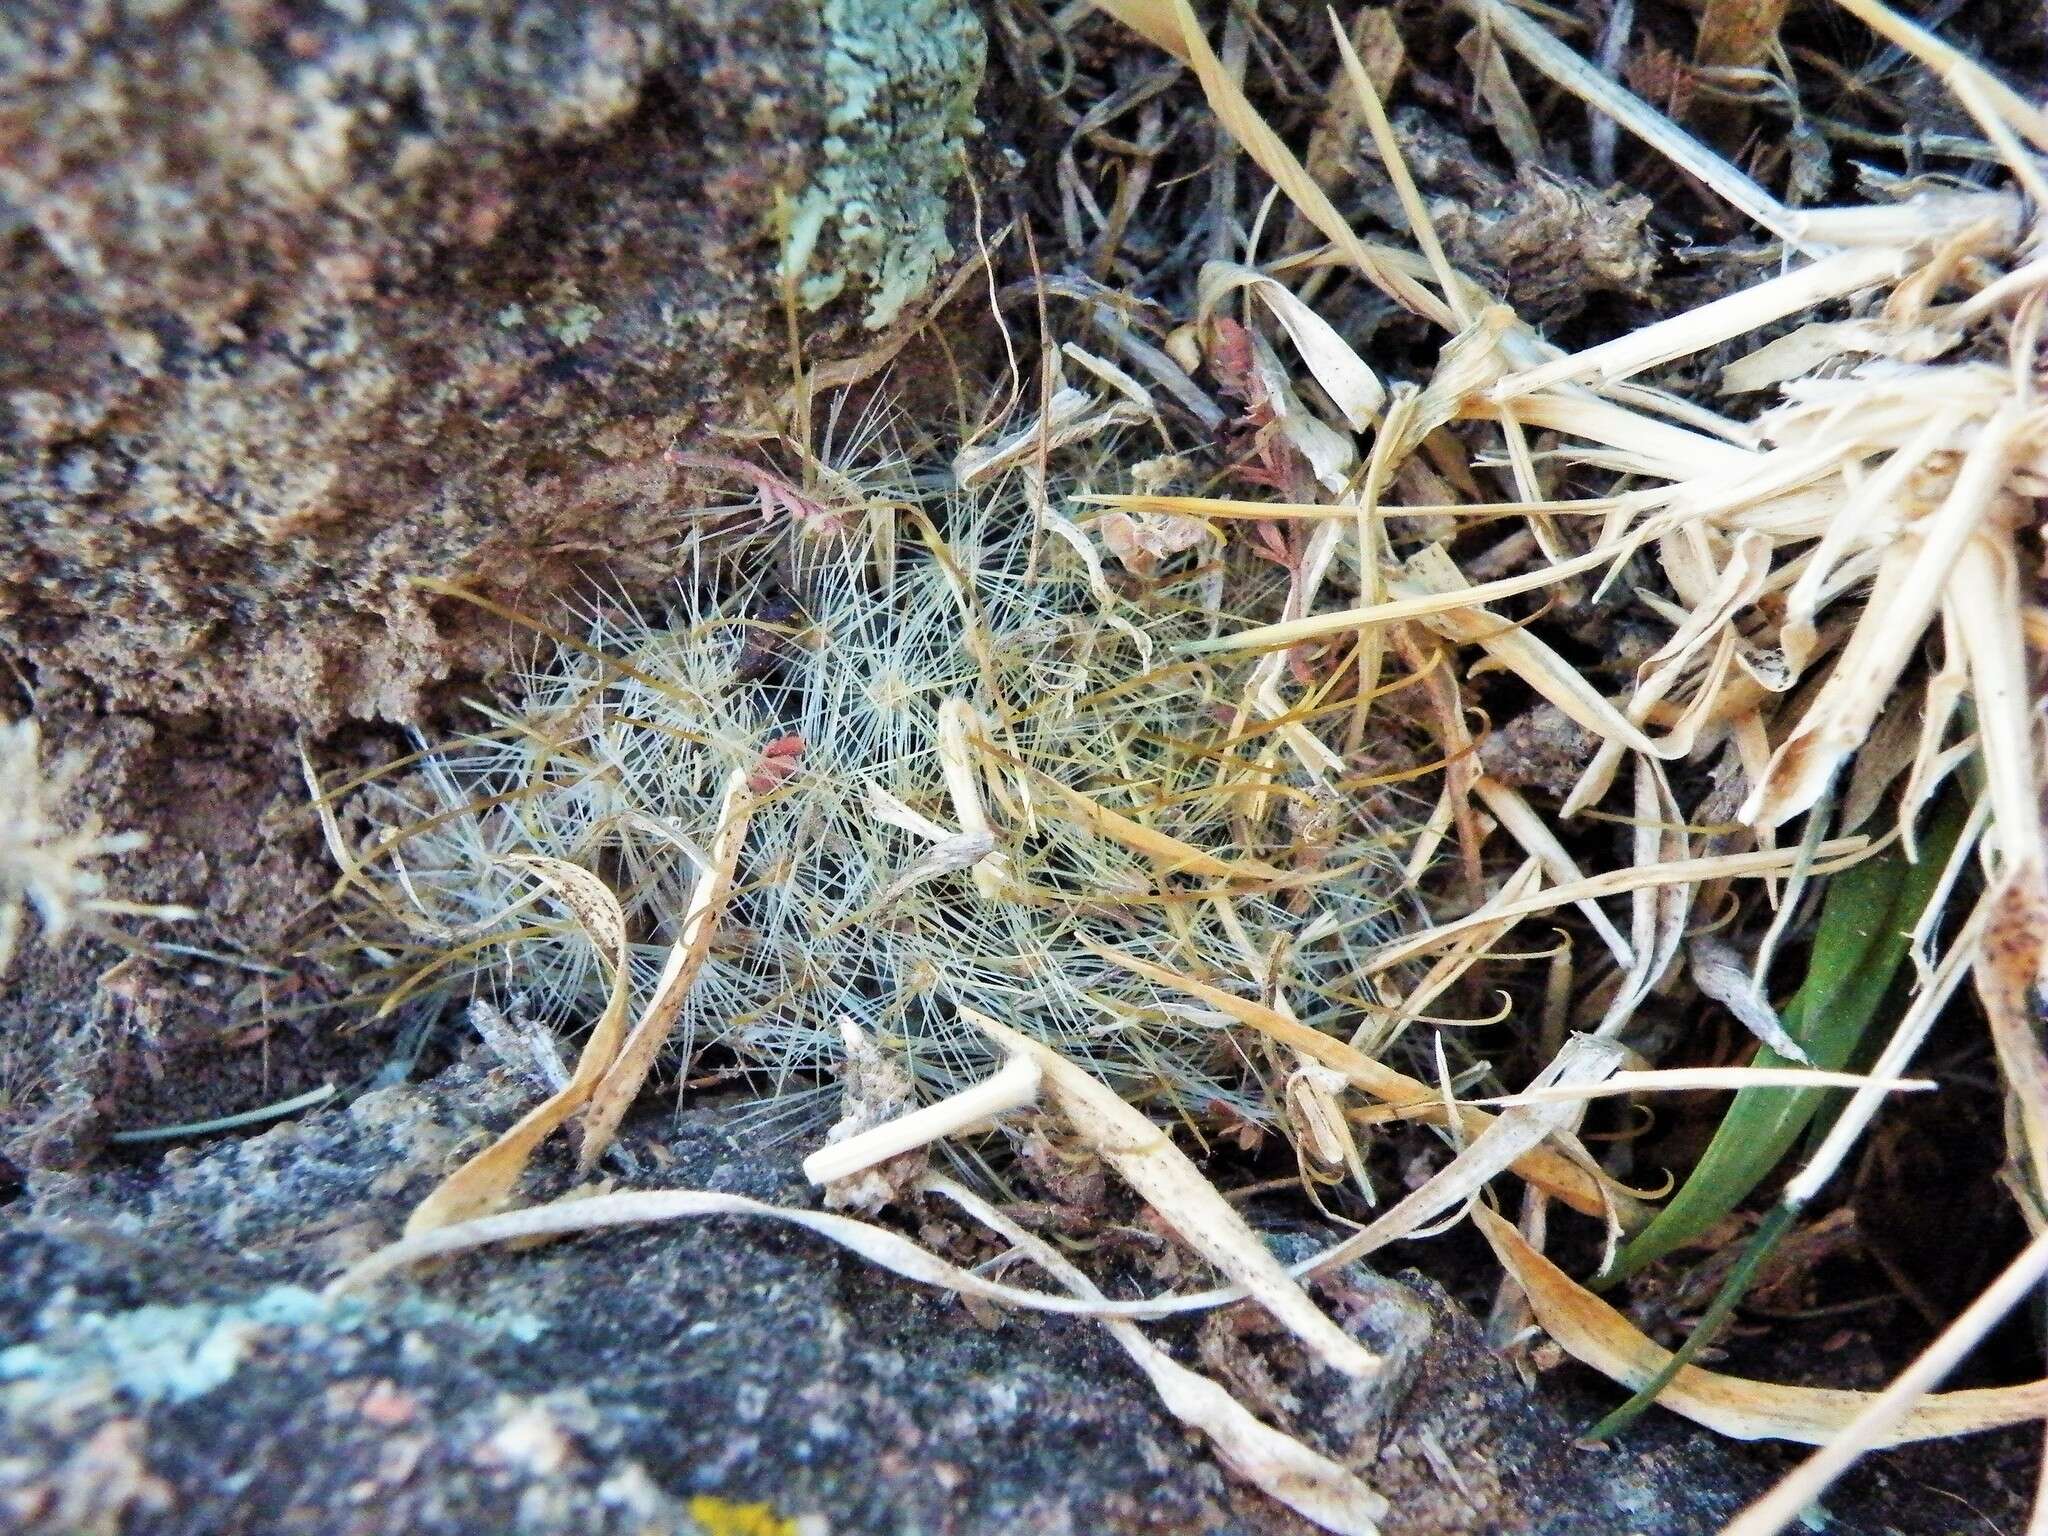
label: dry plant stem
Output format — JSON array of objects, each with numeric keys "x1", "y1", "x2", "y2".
[
  {"x1": 1604, "y1": 762, "x2": 1692, "y2": 1041},
  {"x1": 922, "y1": 1174, "x2": 1389, "y2": 1536},
  {"x1": 1327, "y1": 9, "x2": 1468, "y2": 324},
  {"x1": 1138, "y1": 0, "x2": 1461, "y2": 328},
  {"x1": 801, "y1": 1052, "x2": 1044, "y2": 1186},
  {"x1": 1086, "y1": 491, "x2": 1665, "y2": 522},
  {"x1": 1405, "y1": 546, "x2": 1665, "y2": 758},
  {"x1": 1460, "y1": 0, "x2": 1801, "y2": 243},
  {"x1": 1723, "y1": 1223, "x2": 2048, "y2": 1536},
  {"x1": 1083, "y1": 937, "x2": 1643, "y2": 1223},
  {"x1": 1183, "y1": 534, "x2": 1631, "y2": 653},
  {"x1": 1796, "y1": 191, "x2": 2024, "y2": 250},
  {"x1": 1475, "y1": 1205, "x2": 2048, "y2": 1446},
  {"x1": 1473, "y1": 777, "x2": 1634, "y2": 966},
  {"x1": 1488, "y1": 248, "x2": 1910, "y2": 401},
  {"x1": 958, "y1": 1004, "x2": 1383, "y2": 1378},
  {"x1": 1586, "y1": 0, "x2": 1631, "y2": 184},
  {"x1": 107, "y1": 1083, "x2": 338, "y2": 1145},
  {"x1": 579, "y1": 770, "x2": 754, "y2": 1172},
  {"x1": 1828, "y1": 0, "x2": 2048, "y2": 157},
  {"x1": 924, "y1": 1038, "x2": 1617, "y2": 1322},
  {"x1": 1781, "y1": 892, "x2": 1987, "y2": 1211},
  {"x1": 337, "y1": 1186, "x2": 1352, "y2": 1321},
  {"x1": 1481, "y1": 1067, "x2": 1934, "y2": 1105},
  {"x1": 1390, "y1": 624, "x2": 1485, "y2": 893},
  {"x1": 1357, "y1": 834, "x2": 1878, "y2": 976}
]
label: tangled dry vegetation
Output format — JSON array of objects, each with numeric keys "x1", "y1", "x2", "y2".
[
  {"x1": 303, "y1": 0, "x2": 2048, "y2": 1530},
  {"x1": 0, "y1": 721, "x2": 189, "y2": 981}
]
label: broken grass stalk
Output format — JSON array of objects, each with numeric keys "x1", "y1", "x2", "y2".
[{"x1": 802, "y1": 1049, "x2": 1043, "y2": 1187}]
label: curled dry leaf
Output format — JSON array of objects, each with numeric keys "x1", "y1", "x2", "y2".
[
  {"x1": 405, "y1": 855, "x2": 634, "y2": 1237},
  {"x1": 580, "y1": 770, "x2": 757, "y2": 1173},
  {"x1": 1198, "y1": 261, "x2": 1386, "y2": 430},
  {"x1": 1689, "y1": 936, "x2": 1810, "y2": 1063},
  {"x1": 1093, "y1": 508, "x2": 1215, "y2": 577},
  {"x1": 1475, "y1": 1205, "x2": 2048, "y2": 1446}
]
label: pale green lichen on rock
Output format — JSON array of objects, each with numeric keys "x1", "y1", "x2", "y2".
[
  {"x1": 0, "y1": 1284, "x2": 546, "y2": 1410},
  {"x1": 782, "y1": 0, "x2": 986, "y2": 330}
]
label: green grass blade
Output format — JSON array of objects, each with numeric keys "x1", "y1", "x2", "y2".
[
  {"x1": 1602, "y1": 796, "x2": 1964, "y2": 1284},
  {"x1": 1588, "y1": 1202, "x2": 1800, "y2": 1440}
]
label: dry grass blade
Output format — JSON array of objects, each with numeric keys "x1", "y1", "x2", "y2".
[
  {"x1": 924, "y1": 1174, "x2": 1388, "y2": 1536},
  {"x1": 1288, "y1": 1035, "x2": 1627, "y2": 1278},
  {"x1": 405, "y1": 856, "x2": 634, "y2": 1236},
  {"x1": 1490, "y1": 249, "x2": 1911, "y2": 401},
  {"x1": 1373, "y1": 857, "x2": 1541, "y2": 1034},
  {"x1": 1082, "y1": 937, "x2": 1643, "y2": 1223},
  {"x1": 1476, "y1": 1205, "x2": 2048, "y2": 1445},
  {"x1": 1473, "y1": 778, "x2": 1633, "y2": 967},
  {"x1": 1478, "y1": 1066, "x2": 1935, "y2": 1106},
  {"x1": 579, "y1": 770, "x2": 755, "y2": 1171},
  {"x1": 1095, "y1": 0, "x2": 1458, "y2": 328},
  {"x1": 1723, "y1": 1224, "x2": 2048, "y2": 1534},
  {"x1": 1182, "y1": 537, "x2": 1628, "y2": 655},
  {"x1": 959, "y1": 1004, "x2": 1382, "y2": 1378},
  {"x1": 1356, "y1": 834, "x2": 1877, "y2": 976},
  {"x1": 1402, "y1": 546, "x2": 1663, "y2": 759}
]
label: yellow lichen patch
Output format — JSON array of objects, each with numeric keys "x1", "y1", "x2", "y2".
[{"x1": 687, "y1": 1495, "x2": 802, "y2": 1536}]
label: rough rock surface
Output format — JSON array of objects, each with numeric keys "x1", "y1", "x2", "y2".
[
  {"x1": 2, "y1": 1055, "x2": 1781, "y2": 1536},
  {"x1": 0, "y1": 0, "x2": 982, "y2": 727},
  {"x1": 0, "y1": 0, "x2": 985, "y2": 1171}
]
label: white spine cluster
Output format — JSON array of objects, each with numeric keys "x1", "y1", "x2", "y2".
[{"x1": 329, "y1": 442, "x2": 1411, "y2": 1126}]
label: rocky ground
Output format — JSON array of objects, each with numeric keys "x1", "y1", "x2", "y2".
[{"x1": 4, "y1": 1055, "x2": 1792, "y2": 1536}]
